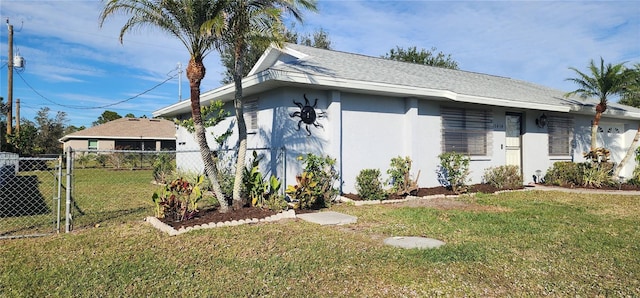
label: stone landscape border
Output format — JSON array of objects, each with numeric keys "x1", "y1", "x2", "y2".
[
  {"x1": 336, "y1": 188, "x2": 531, "y2": 206},
  {"x1": 145, "y1": 210, "x2": 296, "y2": 236},
  {"x1": 145, "y1": 188, "x2": 543, "y2": 236}
]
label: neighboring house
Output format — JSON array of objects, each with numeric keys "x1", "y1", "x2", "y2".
[
  {"x1": 153, "y1": 43, "x2": 640, "y2": 193},
  {"x1": 59, "y1": 118, "x2": 176, "y2": 152}
]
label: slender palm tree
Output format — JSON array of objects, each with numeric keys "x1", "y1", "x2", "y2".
[
  {"x1": 565, "y1": 58, "x2": 628, "y2": 153},
  {"x1": 205, "y1": 0, "x2": 316, "y2": 209},
  {"x1": 99, "y1": 0, "x2": 231, "y2": 212},
  {"x1": 619, "y1": 63, "x2": 640, "y2": 107},
  {"x1": 613, "y1": 63, "x2": 640, "y2": 178}
]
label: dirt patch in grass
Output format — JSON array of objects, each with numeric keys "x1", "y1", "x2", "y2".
[{"x1": 391, "y1": 196, "x2": 511, "y2": 212}]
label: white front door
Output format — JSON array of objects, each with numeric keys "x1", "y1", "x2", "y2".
[{"x1": 505, "y1": 114, "x2": 522, "y2": 171}]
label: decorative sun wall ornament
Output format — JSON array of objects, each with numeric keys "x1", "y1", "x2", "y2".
[{"x1": 289, "y1": 94, "x2": 326, "y2": 136}]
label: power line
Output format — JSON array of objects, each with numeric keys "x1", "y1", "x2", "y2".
[{"x1": 14, "y1": 71, "x2": 178, "y2": 110}]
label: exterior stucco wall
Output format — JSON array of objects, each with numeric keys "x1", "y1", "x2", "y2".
[
  {"x1": 63, "y1": 139, "x2": 88, "y2": 152},
  {"x1": 521, "y1": 112, "x2": 640, "y2": 182},
  {"x1": 339, "y1": 93, "x2": 407, "y2": 193},
  {"x1": 62, "y1": 139, "x2": 115, "y2": 152},
  {"x1": 521, "y1": 110, "x2": 559, "y2": 184},
  {"x1": 174, "y1": 88, "x2": 640, "y2": 195},
  {"x1": 176, "y1": 88, "x2": 332, "y2": 188}
]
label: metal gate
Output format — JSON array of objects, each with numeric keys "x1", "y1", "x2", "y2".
[
  {"x1": 0, "y1": 155, "x2": 62, "y2": 239},
  {"x1": 1, "y1": 147, "x2": 286, "y2": 238}
]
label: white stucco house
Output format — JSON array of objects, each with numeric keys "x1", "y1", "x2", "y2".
[{"x1": 153, "y1": 43, "x2": 640, "y2": 193}]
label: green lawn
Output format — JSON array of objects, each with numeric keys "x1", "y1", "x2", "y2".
[
  {"x1": 1, "y1": 188, "x2": 639, "y2": 297},
  {"x1": 68, "y1": 168, "x2": 158, "y2": 229}
]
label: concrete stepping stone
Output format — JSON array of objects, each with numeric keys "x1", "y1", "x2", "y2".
[
  {"x1": 384, "y1": 236, "x2": 445, "y2": 249},
  {"x1": 296, "y1": 211, "x2": 357, "y2": 225}
]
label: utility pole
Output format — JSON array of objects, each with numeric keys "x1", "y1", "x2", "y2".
[
  {"x1": 15, "y1": 98, "x2": 19, "y2": 133},
  {"x1": 6, "y1": 19, "x2": 13, "y2": 136},
  {"x1": 0, "y1": 96, "x2": 3, "y2": 150},
  {"x1": 177, "y1": 62, "x2": 183, "y2": 102}
]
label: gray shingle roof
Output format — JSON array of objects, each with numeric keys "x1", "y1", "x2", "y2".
[
  {"x1": 154, "y1": 43, "x2": 640, "y2": 119},
  {"x1": 60, "y1": 118, "x2": 175, "y2": 142},
  {"x1": 277, "y1": 43, "x2": 578, "y2": 108}
]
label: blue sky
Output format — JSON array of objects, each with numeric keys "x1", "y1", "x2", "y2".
[{"x1": 1, "y1": 0, "x2": 639, "y2": 128}]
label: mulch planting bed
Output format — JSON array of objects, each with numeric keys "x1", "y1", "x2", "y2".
[
  {"x1": 159, "y1": 182, "x2": 640, "y2": 230},
  {"x1": 342, "y1": 183, "x2": 512, "y2": 201},
  {"x1": 160, "y1": 207, "x2": 278, "y2": 230}
]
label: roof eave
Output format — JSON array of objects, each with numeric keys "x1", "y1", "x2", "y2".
[
  {"x1": 157, "y1": 68, "x2": 638, "y2": 118},
  {"x1": 255, "y1": 69, "x2": 573, "y2": 113},
  {"x1": 59, "y1": 136, "x2": 176, "y2": 142},
  {"x1": 569, "y1": 105, "x2": 640, "y2": 120}
]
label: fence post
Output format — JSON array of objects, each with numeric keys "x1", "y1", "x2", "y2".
[
  {"x1": 56, "y1": 155, "x2": 62, "y2": 233},
  {"x1": 65, "y1": 148, "x2": 72, "y2": 233}
]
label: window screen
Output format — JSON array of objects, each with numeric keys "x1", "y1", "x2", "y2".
[
  {"x1": 441, "y1": 107, "x2": 492, "y2": 155},
  {"x1": 548, "y1": 115, "x2": 573, "y2": 156},
  {"x1": 244, "y1": 99, "x2": 258, "y2": 130}
]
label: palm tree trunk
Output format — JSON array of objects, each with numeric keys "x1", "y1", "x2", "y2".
[
  {"x1": 590, "y1": 111, "x2": 603, "y2": 152},
  {"x1": 187, "y1": 59, "x2": 229, "y2": 213},
  {"x1": 231, "y1": 44, "x2": 247, "y2": 210},
  {"x1": 613, "y1": 122, "x2": 640, "y2": 179}
]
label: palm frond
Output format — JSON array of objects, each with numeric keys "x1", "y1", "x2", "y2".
[
  {"x1": 565, "y1": 57, "x2": 629, "y2": 105},
  {"x1": 100, "y1": 0, "x2": 225, "y2": 58}
]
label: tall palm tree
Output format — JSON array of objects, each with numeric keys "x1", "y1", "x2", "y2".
[
  {"x1": 99, "y1": 0, "x2": 231, "y2": 212},
  {"x1": 205, "y1": 0, "x2": 316, "y2": 209},
  {"x1": 565, "y1": 58, "x2": 628, "y2": 153},
  {"x1": 619, "y1": 63, "x2": 640, "y2": 107},
  {"x1": 613, "y1": 63, "x2": 640, "y2": 178}
]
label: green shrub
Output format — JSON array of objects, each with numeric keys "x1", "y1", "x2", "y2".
[
  {"x1": 577, "y1": 162, "x2": 613, "y2": 188},
  {"x1": 544, "y1": 161, "x2": 579, "y2": 186},
  {"x1": 483, "y1": 165, "x2": 523, "y2": 189},
  {"x1": 627, "y1": 147, "x2": 640, "y2": 185},
  {"x1": 286, "y1": 172, "x2": 319, "y2": 210},
  {"x1": 214, "y1": 155, "x2": 235, "y2": 198},
  {"x1": 263, "y1": 176, "x2": 287, "y2": 212},
  {"x1": 95, "y1": 154, "x2": 108, "y2": 168},
  {"x1": 438, "y1": 152, "x2": 470, "y2": 194},
  {"x1": 152, "y1": 153, "x2": 175, "y2": 184},
  {"x1": 124, "y1": 152, "x2": 141, "y2": 170},
  {"x1": 544, "y1": 161, "x2": 614, "y2": 188},
  {"x1": 243, "y1": 151, "x2": 267, "y2": 207},
  {"x1": 355, "y1": 169, "x2": 387, "y2": 200},
  {"x1": 75, "y1": 153, "x2": 95, "y2": 169},
  {"x1": 286, "y1": 154, "x2": 340, "y2": 209},
  {"x1": 386, "y1": 156, "x2": 419, "y2": 195},
  {"x1": 243, "y1": 151, "x2": 286, "y2": 211},
  {"x1": 152, "y1": 176, "x2": 203, "y2": 221}
]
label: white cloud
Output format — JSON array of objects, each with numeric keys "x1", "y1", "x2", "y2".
[
  {"x1": 305, "y1": 1, "x2": 640, "y2": 90},
  {"x1": 1, "y1": 0, "x2": 638, "y2": 127}
]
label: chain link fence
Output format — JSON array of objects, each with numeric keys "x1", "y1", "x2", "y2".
[
  {"x1": 1, "y1": 147, "x2": 287, "y2": 238},
  {"x1": 64, "y1": 147, "x2": 284, "y2": 232},
  {"x1": 0, "y1": 153, "x2": 62, "y2": 239}
]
